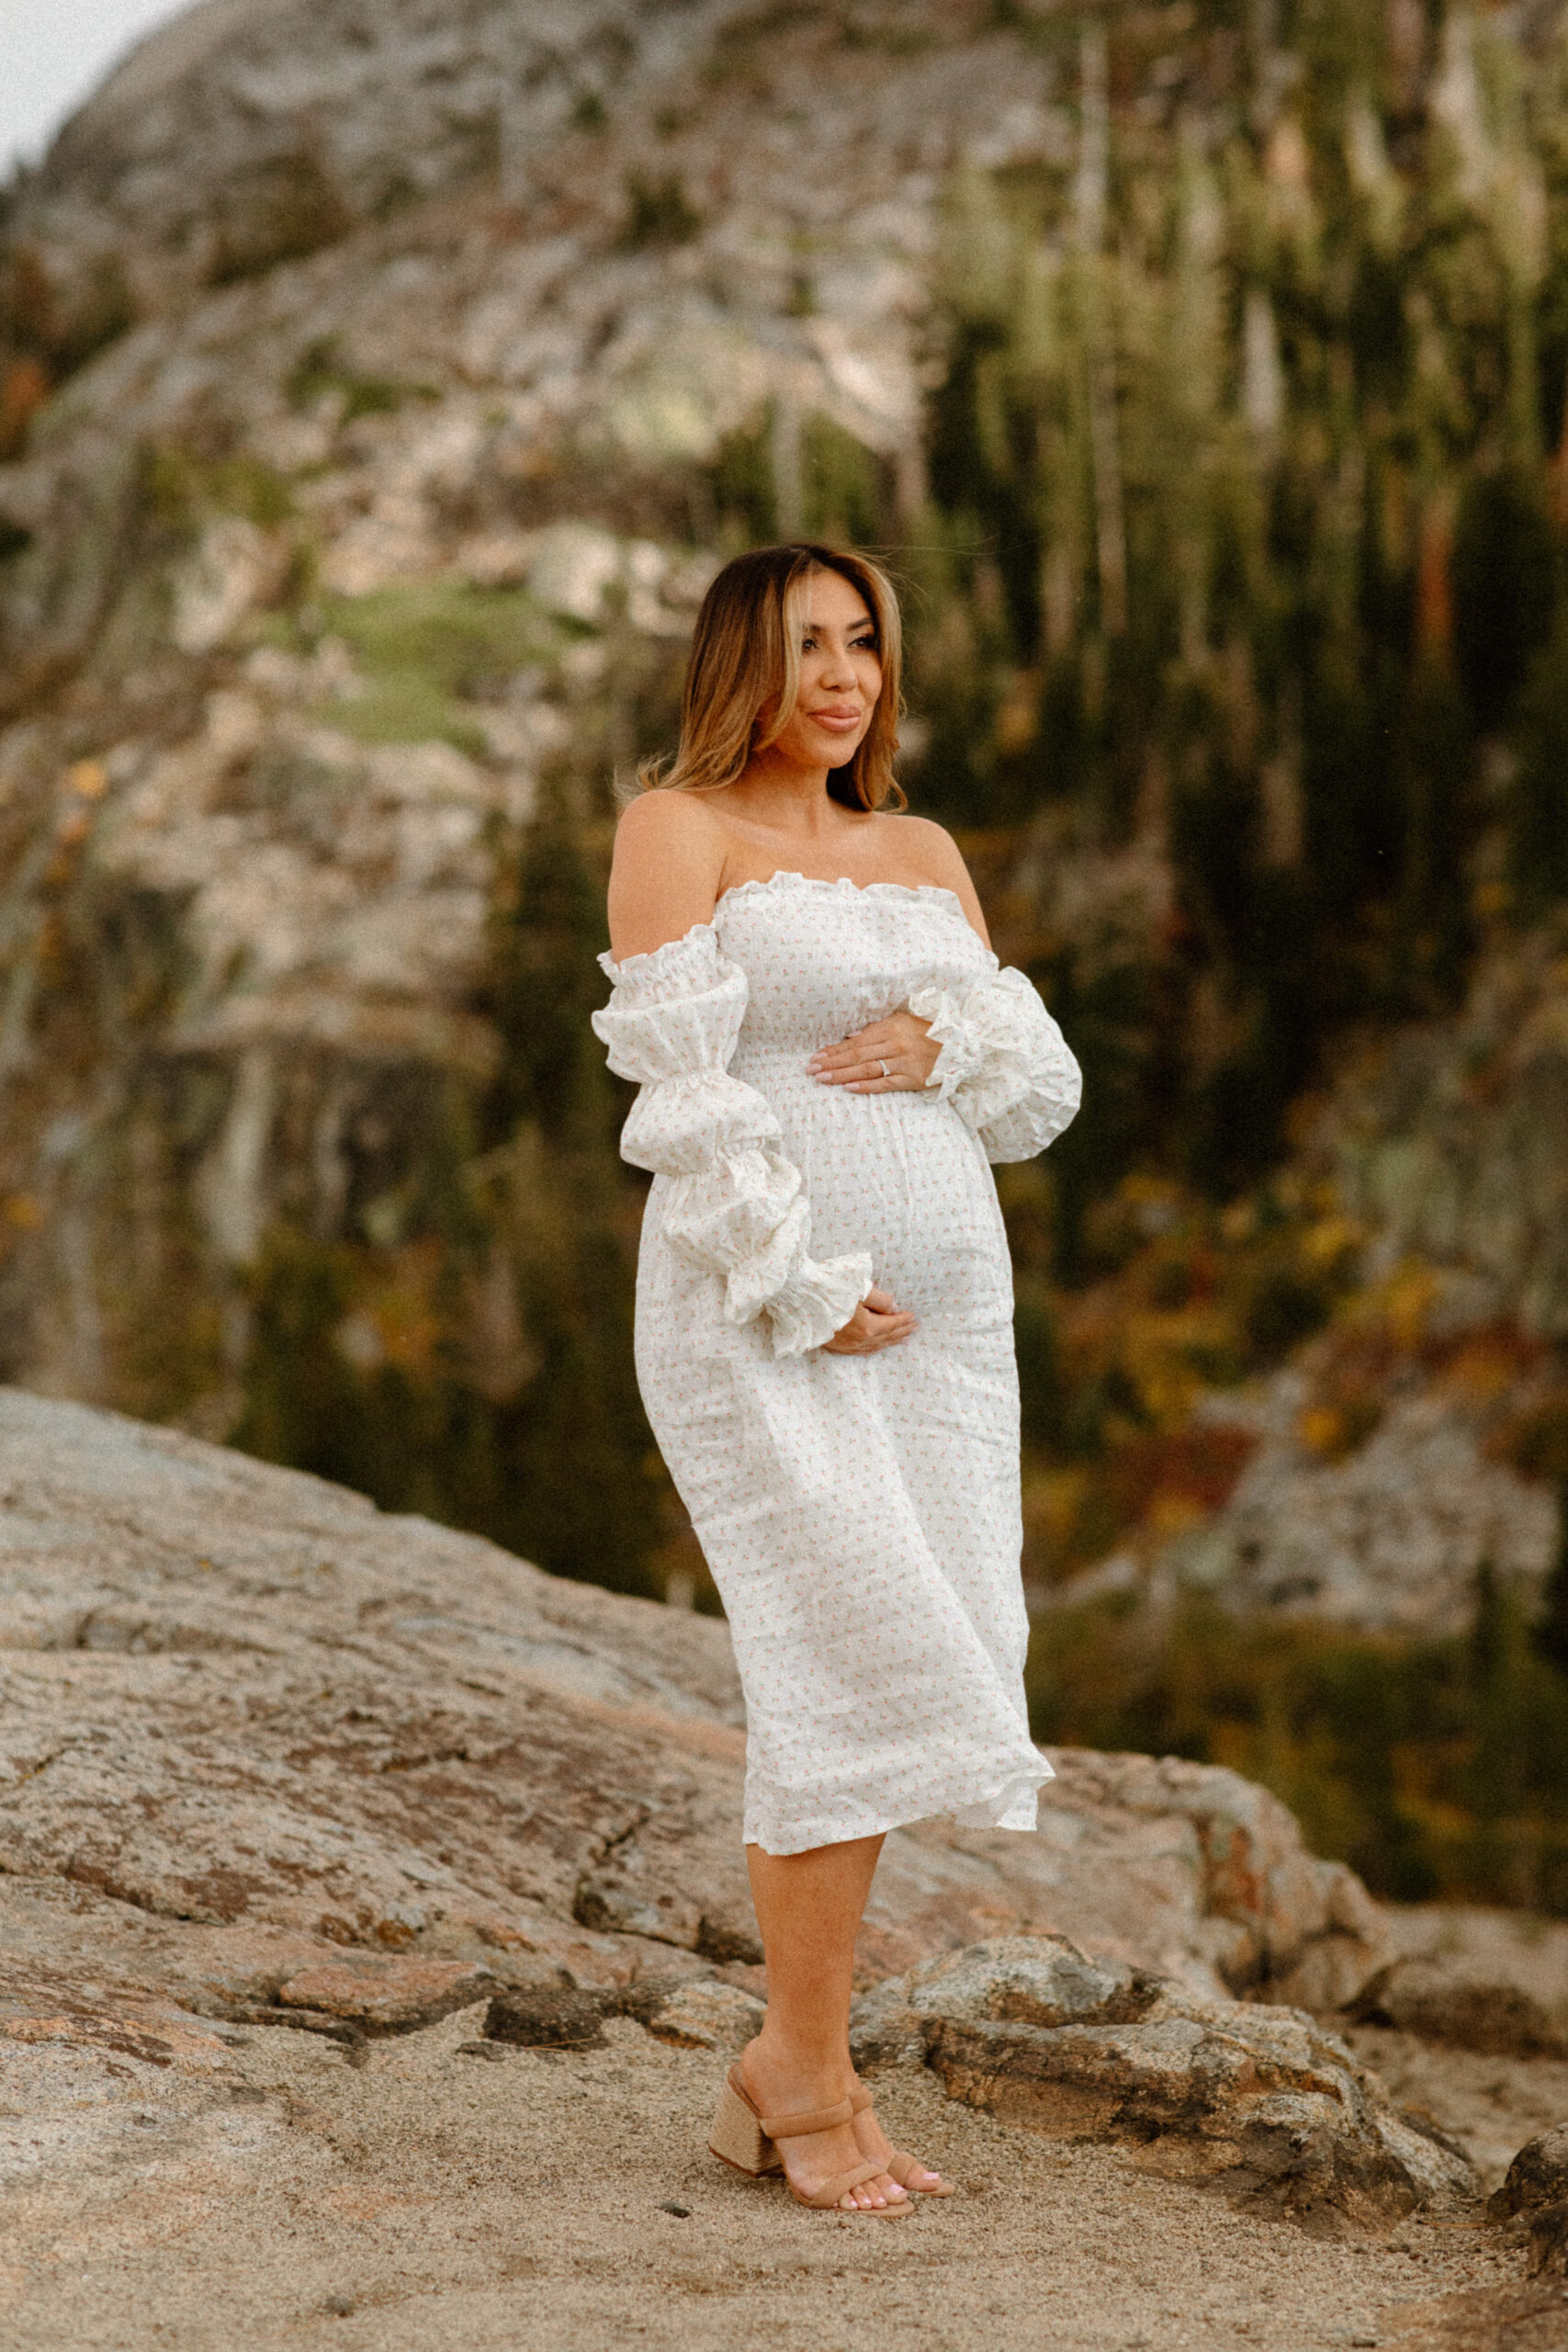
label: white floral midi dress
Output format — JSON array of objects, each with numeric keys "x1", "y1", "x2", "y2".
[{"x1": 592, "y1": 870, "x2": 1082, "y2": 1855}]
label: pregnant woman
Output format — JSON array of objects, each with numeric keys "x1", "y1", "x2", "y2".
[{"x1": 592, "y1": 543, "x2": 1080, "y2": 2215}]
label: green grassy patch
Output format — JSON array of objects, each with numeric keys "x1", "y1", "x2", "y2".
[
  {"x1": 284, "y1": 335, "x2": 440, "y2": 422},
  {"x1": 283, "y1": 580, "x2": 574, "y2": 751},
  {"x1": 140, "y1": 444, "x2": 295, "y2": 530}
]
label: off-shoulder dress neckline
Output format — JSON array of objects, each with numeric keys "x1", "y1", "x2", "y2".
[
  {"x1": 715, "y1": 868, "x2": 965, "y2": 916},
  {"x1": 599, "y1": 867, "x2": 976, "y2": 981}
]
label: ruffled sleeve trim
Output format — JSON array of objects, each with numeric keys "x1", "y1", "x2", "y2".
[
  {"x1": 905, "y1": 979, "x2": 986, "y2": 1105},
  {"x1": 596, "y1": 920, "x2": 720, "y2": 1001},
  {"x1": 908, "y1": 966, "x2": 1082, "y2": 1165},
  {"x1": 592, "y1": 928, "x2": 874, "y2": 1356}
]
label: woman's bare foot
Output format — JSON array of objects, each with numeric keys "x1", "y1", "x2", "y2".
[
  {"x1": 849, "y1": 2078, "x2": 947, "y2": 2192},
  {"x1": 740, "y1": 2041, "x2": 908, "y2": 2212}
]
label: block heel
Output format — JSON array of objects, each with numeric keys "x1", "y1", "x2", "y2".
[{"x1": 707, "y1": 2071, "x2": 782, "y2": 2176}]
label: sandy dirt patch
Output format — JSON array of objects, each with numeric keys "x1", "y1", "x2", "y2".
[{"x1": 0, "y1": 2002, "x2": 1541, "y2": 2352}]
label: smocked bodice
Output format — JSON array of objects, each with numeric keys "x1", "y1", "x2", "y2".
[
  {"x1": 712, "y1": 872, "x2": 990, "y2": 1064},
  {"x1": 592, "y1": 865, "x2": 1080, "y2": 1361}
]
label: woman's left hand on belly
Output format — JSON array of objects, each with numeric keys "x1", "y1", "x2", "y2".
[{"x1": 807, "y1": 1009, "x2": 938, "y2": 1093}]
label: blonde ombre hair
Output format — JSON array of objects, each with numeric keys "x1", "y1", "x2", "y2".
[{"x1": 637, "y1": 542, "x2": 906, "y2": 810}]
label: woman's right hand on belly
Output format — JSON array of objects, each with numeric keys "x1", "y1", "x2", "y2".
[{"x1": 822, "y1": 1285, "x2": 917, "y2": 1354}]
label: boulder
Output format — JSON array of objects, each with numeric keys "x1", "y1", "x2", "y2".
[
  {"x1": 852, "y1": 1936, "x2": 1480, "y2": 2226},
  {"x1": 638, "y1": 1978, "x2": 765, "y2": 2055},
  {"x1": 1384, "y1": 2278, "x2": 1568, "y2": 2348},
  {"x1": 1348, "y1": 1960, "x2": 1568, "y2": 2060},
  {"x1": 1490, "y1": 2123, "x2": 1568, "y2": 2221},
  {"x1": 1485, "y1": 2120, "x2": 1568, "y2": 2286},
  {"x1": 1144, "y1": 1375, "x2": 1556, "y2": 1640},
  {"x1": 271, "y1": 1955, "x2": 495, "y2": 2033},
  {"x1": 0, "y1": 1387, "x2": 1391, "y2": 2054},
  {"x1": 1525, "y1": 2201, "x2": 1568, "y2": 2279},
  {"x1": 479, "y1": 1973, "x2": 762, "y2": 2055},
  {"x1": 974, "y1": 1746, "x2": 1394, "y2": 2008}
]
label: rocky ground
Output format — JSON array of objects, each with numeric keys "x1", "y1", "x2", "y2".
[
  {"x1": 0, "y1": 1384, "x2": 1395, "y2": 2017},
  {"x1": 0, "y1": 1999, "x2": 1546, "y2": 2352},
  {"x1": 2, "y1": 1387, "x2": 1565, "y2": 2350}
]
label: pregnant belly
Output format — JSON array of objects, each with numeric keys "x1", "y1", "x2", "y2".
[{"x1": 756, "y1": 1065, "x2": 1012, "y2": 1329}]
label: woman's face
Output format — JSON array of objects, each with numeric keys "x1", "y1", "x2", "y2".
[{"x1": 761, "y1": 568, "x2": 883, "y2": 770}]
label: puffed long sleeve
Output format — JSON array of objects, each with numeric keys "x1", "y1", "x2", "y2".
[
  {"x1": 906, "y1": 962, "x2": 1082, "y2": 1165},
  {"x1": 592, "y1": 924, "x2": 874, "y2": 1356}
]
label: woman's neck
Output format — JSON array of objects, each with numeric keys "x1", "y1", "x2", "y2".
[{"x1": 727, "y1": 748, "x2": 858, "y2": 837}]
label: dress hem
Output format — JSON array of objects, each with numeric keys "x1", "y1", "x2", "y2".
[{"x1": 742, "y1": 1751, "x2": 1055, "y2": 1858}]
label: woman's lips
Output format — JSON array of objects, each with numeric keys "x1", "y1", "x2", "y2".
[{"x1": 809, "y1": 708, "x2": 863, "y2": 732}]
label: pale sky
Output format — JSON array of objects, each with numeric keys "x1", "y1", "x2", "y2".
[{"x1": 4, "y1": 0, "x2": 193, "y2": 174}]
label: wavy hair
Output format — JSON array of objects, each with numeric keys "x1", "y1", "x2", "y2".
[{"x1": 637, "y1": 542, "x2": 905, "y2": 810}]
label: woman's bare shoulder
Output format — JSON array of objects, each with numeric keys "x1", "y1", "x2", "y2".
[
  {"x1": 607, "y1": 788, "x2": 729, "y2": 959},
  {"x1": 879, "y1": 813, "x2": 966, "y2": 885},
  {"x1": 879, "y1": 808, "x2": 973, "y2": 884},
  {"x1": 615, "y1": 784, "x2": 726, "y2": 851},
  {"x1": 882, "y1": 814, "x2": 990, "y2": 942}
]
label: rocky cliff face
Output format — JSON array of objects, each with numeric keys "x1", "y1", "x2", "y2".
[
  {"x1": 1060, "y1": 933, "x2": 1568, "y2": 1638},
  {"x1": 0, "y1": 0, "x2": 1047, "y2": 1583},
  {"x1": 3, "y1": 0, "x2": 1568, "y2": 1652},
  {"x1": 1325, "y1": 932, "x2": 1568, "y2": 1347}
]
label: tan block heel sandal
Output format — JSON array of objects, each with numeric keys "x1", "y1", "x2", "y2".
[
  {"x1": 850, "y1": 2083, "x2": 955, "y2": 2195},
  {"x1": 708, "y1": 2066, "x2": 912, "y2": 2216}
]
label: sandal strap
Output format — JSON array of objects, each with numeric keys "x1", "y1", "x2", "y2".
[
  {"x1": 793, "y1": 2158, "x2": 886, "y2": 2211},
  {"x1": 728, "y1": 2065, "x2": 855, "y2": 2142},
  {"x1": 760, "y1": 2095, "x2": 855, "y2": 2139},
  {"x1": 848, "y1": 2084, "x2": 942, "y2": 2190}
]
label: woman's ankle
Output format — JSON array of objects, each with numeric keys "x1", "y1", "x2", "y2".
[{"x1": 743, "y1": 2030, "x2": 851, "y2": 2104}]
